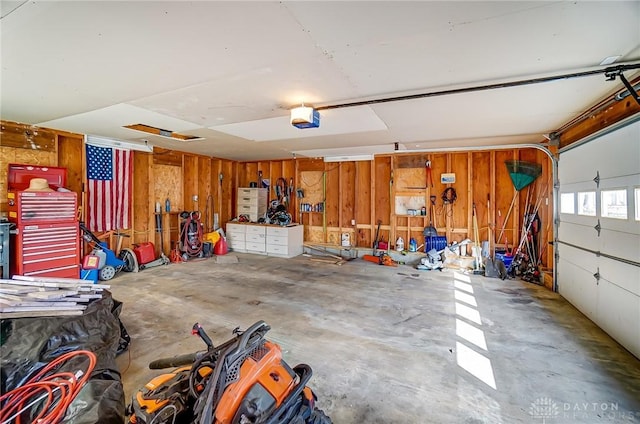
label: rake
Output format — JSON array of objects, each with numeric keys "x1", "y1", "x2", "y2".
[{"x1": 495, "y1": 160, "x2": 542, "y2": 256}]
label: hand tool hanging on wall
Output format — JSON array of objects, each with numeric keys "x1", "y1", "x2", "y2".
[
  {"x1": 275, "y1": 177, "x2": 288, "y2": 209},
  {"x1": 487, "y1": 194, "x2": 492, "y2": 256},
  {"x1": 217, "y1": 173, "x2": 223, "y2": 230},
  {"x1": 426, "y1": 160, "x2": 434, "y2": 188},
  {"x1": 289, "y1": 177, "x2": 294, "y2": 210},
  {"x1": 205, "y1": 194, "x2": 213, "y2": 233},
  {"x1": 155, "y1": 212, "x2": 164, "y2": 255},
  {"x1": 429, "y1": 195, "x2": 437, "y2": 229}
]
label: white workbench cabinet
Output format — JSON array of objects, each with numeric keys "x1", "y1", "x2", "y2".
[{"x1": 225, "y1": 223, "x2": 303, "y2": 258}]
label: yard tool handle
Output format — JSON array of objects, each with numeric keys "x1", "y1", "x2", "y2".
[
  {"x1": 236, "y1": 320, "x2": 270, "y2": 352},
  {"x1": 79, "y1": 222, "x2": 103, "y2": 245},
  {"x1": 192, "y1": 322, "x2": 214, "y2": 349},
  {"x1": 148, "y1": 351, "x2": 202, "y2": 369}
]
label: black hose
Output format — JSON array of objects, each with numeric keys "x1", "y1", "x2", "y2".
[
  {"x1": 149, "y1": 352, "x2": 200, "y2": 369},
  {"x1": 264, "y1": 364, "x2": 313, "y2": 424}
]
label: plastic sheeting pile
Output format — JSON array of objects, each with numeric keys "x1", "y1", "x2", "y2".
[{"x1": 1, "y1": 291, "x2": 125, "y2": 423}]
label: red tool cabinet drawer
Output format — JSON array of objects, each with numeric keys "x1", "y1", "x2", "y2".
[
  {"x1": 8, "y1": 191, "x2": 77, "y2": 224},
  {"x1": 11, "y1": 223, "x2": 80, "y2": 278}
]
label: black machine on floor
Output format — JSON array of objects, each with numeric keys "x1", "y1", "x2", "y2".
[
  {"x1": 179, "y1": 211, "x2": 204, "y2": 261},
  {"x1": 127, "y1": 321, "x2": 331, "y2": 424}
]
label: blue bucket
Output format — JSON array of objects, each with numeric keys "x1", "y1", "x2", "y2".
[{"x1": 495, "y1": 252, "x2": 513, "y2": 267}]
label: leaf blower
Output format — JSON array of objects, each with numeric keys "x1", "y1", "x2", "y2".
[{"x1": 127, "y1": 321, "x2": 332, "y2": 424}]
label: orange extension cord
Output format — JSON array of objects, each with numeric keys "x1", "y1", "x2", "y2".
[{"x1": 0, "y1": 350, "x2": 97, "y2": 424}]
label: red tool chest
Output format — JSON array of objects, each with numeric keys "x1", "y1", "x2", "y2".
[{"x1": 7, "y1": 164, "x2": 80, "y2": 278}]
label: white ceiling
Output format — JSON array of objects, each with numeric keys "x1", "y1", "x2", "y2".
[{"x1": 2, "y1": 1, "x2": 639, "y2": 161}]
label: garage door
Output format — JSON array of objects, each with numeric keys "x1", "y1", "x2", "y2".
[{"x1": 557, "y1": 117, "x2": 640, "y2": 359}]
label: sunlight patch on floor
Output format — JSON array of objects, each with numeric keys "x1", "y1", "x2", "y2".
[
  {"x1": 454, "y1": 280, "x2": 474, "y2": 294},
  {"x1": 456, "y1": 318, "x2": 488, "y2": 350},
  {"x1": 453, "y1": 273, "x2": 497, "y2": 391},
  {"x1": 456, "y1": 341, "x2": 497, "y2": 390},
  {"x1": 455, "y1": 290, "x2": 478, "y2": 307},
  {"x1": 453, "y1": 272, "x2": 471, "y2": 283},
  {"x1": 455, "y1": 302, "x2": 482, "y2": 325}
]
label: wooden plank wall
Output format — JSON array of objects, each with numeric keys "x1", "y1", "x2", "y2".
[
  {"x1": 1, "y1": 120, "x2": 238, "y2": 257},
  {"x1": 355, "y1": 161, "x2": 372, "y2": 247},
  {"x1": 2, "y1": 119, "x2": 553, "y2": 270},
  {"x1": 236, "y1": 149, "x2": 554, "y2": 268},
  {"x1": 144, "y1": 154, "x2": 237, "y2": 254},
  {"x1": 1, "y1": 121, "x2": 78, "y2": 216},
  {"x1": 374, "y1": 156, "x2": 392, "y2": 247},
  {"x1": 132, "y1": 152, "x2": 154, "y2": 246}
]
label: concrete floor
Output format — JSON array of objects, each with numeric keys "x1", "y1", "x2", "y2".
[{"x1": 111, "y1": 253, "x2": 640, "y2": 423}]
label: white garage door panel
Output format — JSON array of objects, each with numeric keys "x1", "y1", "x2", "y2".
[
  {"x1": 559, "y1": 261, "x2": 598, "y2": 320},
  {"x1": 559, "y1": 214, "x2": 599, "y2": 229},
  {"x1": 558, "y1": 118, "x2": 640, "y2": 359},
  {"x1": 559, "y1": 181, "x2": 600, "y2": 191},
  {"x1": 596, "y1": 278, "x2": 640, "y2": 358},
  {"x1": 600, "y1": 230, "x2": 640, "y2": 264},
  {"x1": 600, "y1": 217, "x2": 640, "y2": 236},
  {"x1": 599, "y1": 260, "x2": 640, "y2": 297},
  {"x1": 558, "y1": 222, "x2": 599, "y2": 249},
  {"x1": 558, "y1": 246, "x2": 598, "y2": 274},
  {"x1": 600, "y1": 174, "x2": 640, "y2": 191},
  {"x1": 558, "y1": 151, "x2": 603, "y2": 184},
  {"x1": 559, "y1": 121, "x2": 640, "y2": 183}
]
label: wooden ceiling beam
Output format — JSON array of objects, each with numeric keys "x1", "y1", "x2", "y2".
[{"x1": 557, "y1": 76, "x2": 640, "y2": 149}]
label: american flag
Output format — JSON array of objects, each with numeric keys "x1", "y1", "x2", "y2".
[{"x1": 86, "y1": 144, "x2": 132, "y2": 232}]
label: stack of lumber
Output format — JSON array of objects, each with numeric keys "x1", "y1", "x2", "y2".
[{"x1": 0, "y1": 276, "x2": 109, "y2": 319}]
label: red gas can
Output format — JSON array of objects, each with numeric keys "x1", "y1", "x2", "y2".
[
  {"x1": 134, "y1": 242, "x2": 156, "y2": 265},
  {"x1": 213, "y1": 237, "x2": 228, "y2": 255}
]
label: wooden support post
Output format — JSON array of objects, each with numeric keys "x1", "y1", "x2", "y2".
[
  {"x1": 370, "y1": 159, "x2": 376, "y2": 248},
  {"x1": 467, "y1": 152, "x2": 473, "y2": 245}
]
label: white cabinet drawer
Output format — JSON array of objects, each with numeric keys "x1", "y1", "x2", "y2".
[
  {"x1": 266, "y1": 226, "x2": 289, "y2": 237},
  {"x1": 246, "y1": 241, "x2": 266, "y2": 252},
  {"x1": 266, "y1": 244, "x2": 288, "y2": 255},
  {"x1": 237, "y1": 188, "x2": 260, "y2": 198},
  {"x1": 237, "y1": 188, "x2": 267, "y2": 198},
  {"x1": 237, "y1": 204, "x2": 263, "y2": 215},
  {"x1": 245, "y1": 225, "x2": 266, "y2": 236},
  {"x1": 237, "y1": 199, "x2": 257, "y2": 207},
  {"x1": 246, "y1": 233, "x2": 266, "y2": 243},
  {"x1": 267, "y1": 236, "x2": 288, "y2": 246},
  {"x1": 237, "y1": 196, "x2": 266, "y2": 207},
  {"x1": 228, "y1": 239, "x2": 245, "y2": 250},
  {"x1": 228, "y1": 233, "x2": 244, "y2": 243},
  {"x1": 226, "y1": 223, "x2": 245, "y2": 235}
]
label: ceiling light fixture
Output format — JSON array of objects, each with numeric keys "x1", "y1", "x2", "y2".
[
  {"x1": 324, "y1": 154, "x2": 373, "y2": 162},
  {"x1": 85, "y1": 135, "x2": 153, "y2": 152},
  {"x1": 290, "y1": 104, "x2": 320, "y2": 129}
]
